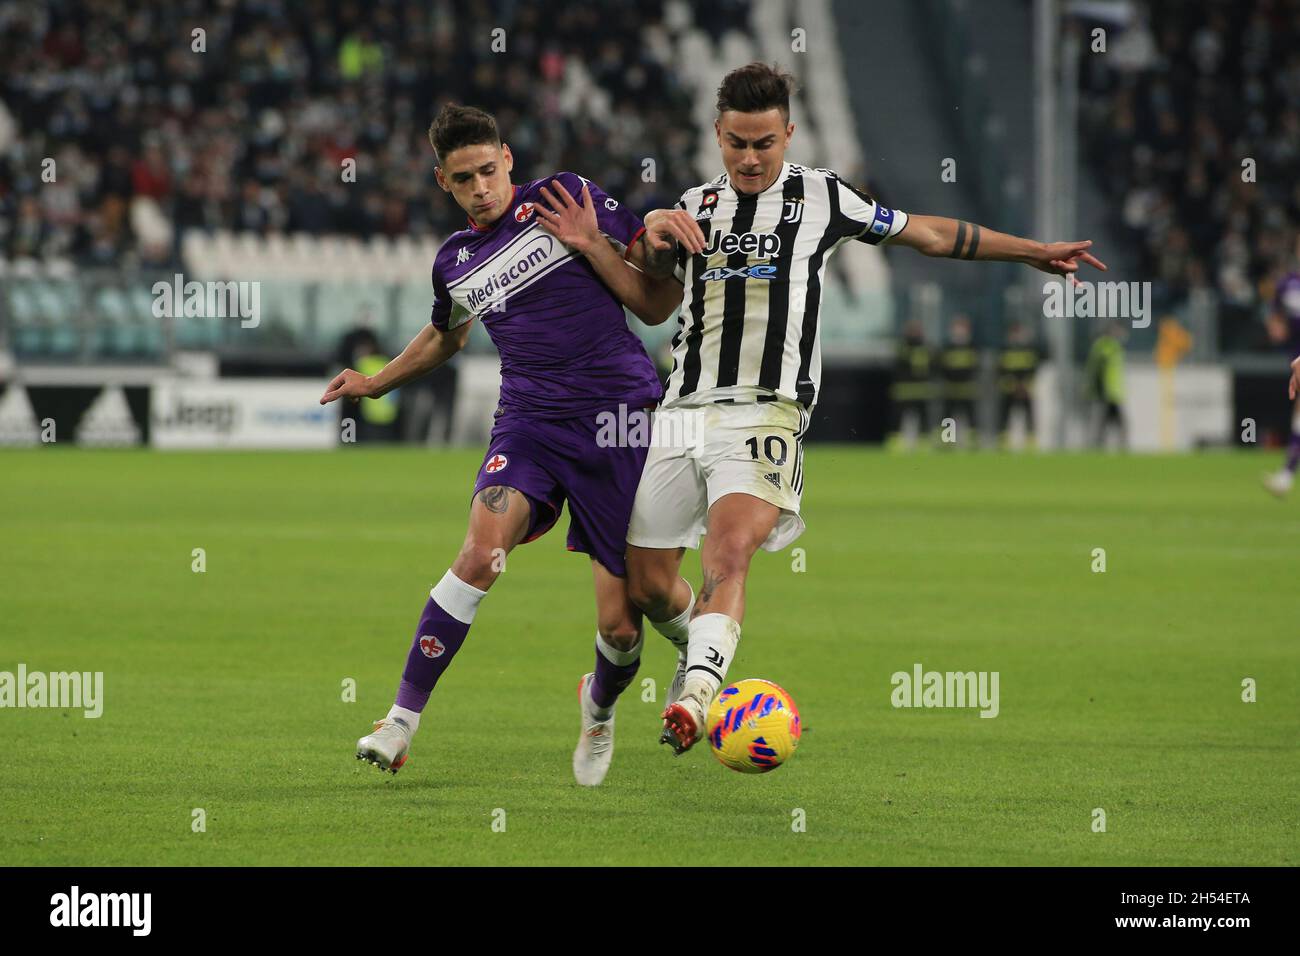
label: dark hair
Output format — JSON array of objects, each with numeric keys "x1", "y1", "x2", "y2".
[
  {"x1": 428, "y1": 104, "x2": 500, "y2": 164},
  {"x1": 716, "y1": 63, "x2": 796, "y2": 118}
]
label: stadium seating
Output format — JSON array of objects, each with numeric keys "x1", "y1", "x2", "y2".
[{"x1": 0, "y1": 0, "x2": 906, "y2": 363}]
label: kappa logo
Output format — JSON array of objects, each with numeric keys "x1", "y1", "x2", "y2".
[
  {"x1": 485, "y1": 453, "x2": 508, "y2": 474},
  {"x1": 456, "y1": 246, "x2": 473, "y2": 264},
  {"x1": 419, "y1": 634, "x2": 446, "y2": 659},
  {"x1": 514, "y1": 202, "x2": 535, "y2": 223}
]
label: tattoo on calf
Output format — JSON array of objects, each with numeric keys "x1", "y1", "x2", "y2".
[{"x1": 699, "y1": 568, "x2": 727, "y2": 605}]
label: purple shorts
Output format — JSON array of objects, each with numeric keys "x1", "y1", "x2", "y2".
[{"x1": 471, "y1": 409, "x2": 651, "y2": 577}]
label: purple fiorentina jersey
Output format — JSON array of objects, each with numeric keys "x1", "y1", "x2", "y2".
[
  {"x1": 430, "y1": 172, "x2": 662, "y2": 419},
  {"x1": 1276, "y1": 271, "x2": 1300, "y2": 357}
]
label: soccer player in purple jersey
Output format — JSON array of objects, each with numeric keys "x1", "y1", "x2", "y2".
[
  {"x1": 320, "y1": 105, "x2": 698, "y2": 784},
  {"x1": 1266, "y1": 257, "x2": 1300, "y2": 496}
]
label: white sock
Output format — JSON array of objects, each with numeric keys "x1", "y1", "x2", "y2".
[
  {"x1": 432, "y1": 569, "x2": 487, "y2": 624},
  {"x1": 683, "y1": 612, "x2": 740, "y2": 704},
  {"x1": 587, "y1": 630, "x2": 644, "y2": 720},
  {"x1": 649, "y1": 582, "x2": 694, "y2": 653},
  {"x1": 386, "y1": 704, "x2": 421, "y2": 735},
  {"x1": 595, "y1": 630, "x2": 644, "y2": 667}
]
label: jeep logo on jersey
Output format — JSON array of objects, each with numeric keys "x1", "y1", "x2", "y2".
[
  {"x1": 419, "y1": 634, "x2": 446, "y2": 658},
  {"x1": 703, "y1": 230, "x2": 781, "y2": 260}
]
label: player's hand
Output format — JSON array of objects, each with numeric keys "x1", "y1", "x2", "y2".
[
  {"x1": 320, "y1": 368, "x2": 373, "y2": 404},
  {"x1": 645, "y1": 208, "x2": 705, "y2": 255},
  {"x1": 536, "y1": 180, "x2": 602, "y2": 254},
  {"x1": 1033, "y1": 240, "x2": 1107, "y2": 285},
  {"x1": 1289, "y1": 356, "x2": 1300, "y2": 401}
]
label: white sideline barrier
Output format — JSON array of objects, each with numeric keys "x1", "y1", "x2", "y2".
[
  {"x1": 151, "y1": 379, "x2": 335, "y2": 449},
  {"x1": 1034, "y1": 362, "x2": 1233, "y2": 451}
]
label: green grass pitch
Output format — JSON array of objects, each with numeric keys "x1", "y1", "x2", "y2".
[{"x1": 1, "y1": 446, "x2": 1296, "y2": 866}]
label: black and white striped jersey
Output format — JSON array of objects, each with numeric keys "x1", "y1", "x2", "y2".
[{"x1": 662, "y1": 162, "x2": 909, "y2": 410}]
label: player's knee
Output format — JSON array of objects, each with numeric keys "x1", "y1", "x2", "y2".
[
  {"x1": 706, "y1": 531, "x2": 760, "y2": 577},
  {"x1": 451, "y1": 539, "x2": 506, "y2": 590},
  {"x1": 627, "y1": 569, "x2": 672, "y2": 616},
  {"x1": 598, "y1": 619, "x2": 642, "y2": 652}
]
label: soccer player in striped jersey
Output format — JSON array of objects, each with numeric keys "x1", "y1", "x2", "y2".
[{"x1": 544, "y1": 62, "x2": 1108, "y2": 755}]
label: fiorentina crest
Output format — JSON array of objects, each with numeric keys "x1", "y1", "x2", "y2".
[{"x1": 419, "y1": 635, "x2": 446, "y2": 659}]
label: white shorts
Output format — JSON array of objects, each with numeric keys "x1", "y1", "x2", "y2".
[{"x1": 626, "y1": 399, "x2": 809, "y2": 552}]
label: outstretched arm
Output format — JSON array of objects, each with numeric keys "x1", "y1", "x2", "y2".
[
  {"x1": 320, "y1": 320, "x2": 471, "y2": 404},
  {"x1": 894, "y1": 214, "x2": 1108, "y2": 278}
]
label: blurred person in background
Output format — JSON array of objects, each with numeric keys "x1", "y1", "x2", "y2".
[
  {"x1": 939, "y1": 315, "x2": 978, "y2": 448},
  {"x1": 1085, "y1": 321, "x2": 1129, "y2": 451},
  {"x1": 889, "y1": 318, "x2": 936, "y2": 452},
  {"x1": 997, "y1": 320, "x2": 1041, "y2": 451},
  {"x1": 1263, "y1": 239, "x2": 1300, "y2": 496},
  {"x1": 346, "y1": 329, "x2": 400, "y2": 444}
]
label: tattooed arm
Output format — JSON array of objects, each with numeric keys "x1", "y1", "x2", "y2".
[
  {"x1": 626, "y1": 208, "x2": 706, "y2": 278},
  {"x1": 893, "y1": 214, "x2": 1108, "y2": 278}
]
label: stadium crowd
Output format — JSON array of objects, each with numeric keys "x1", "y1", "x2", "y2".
[
  {"x1": 0, "y1": 0, "x2": 747, "y2": 268},
  {"x1": 1077, "y1": 0, "x2": 1300, "y2": 351}
]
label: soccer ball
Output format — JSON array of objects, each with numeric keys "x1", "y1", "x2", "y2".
[{"x1": 705, "y1": 678, "x2": 801, "y2": 773}]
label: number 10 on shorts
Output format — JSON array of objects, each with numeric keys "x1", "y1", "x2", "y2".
[{"x1": 746, "y1": 435, "x2": 789, "y2": 466}]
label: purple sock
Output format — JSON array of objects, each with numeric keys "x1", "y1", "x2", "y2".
[
  {"x1": 394, "y1": 572, "x2": 484, "y2": 712},
  {"x1": 1286, "y1": 432, "x2": 1300, "y2": 473},
  {"x1": 590, "y1": 634, "x2": 642, "y2": 709}
]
